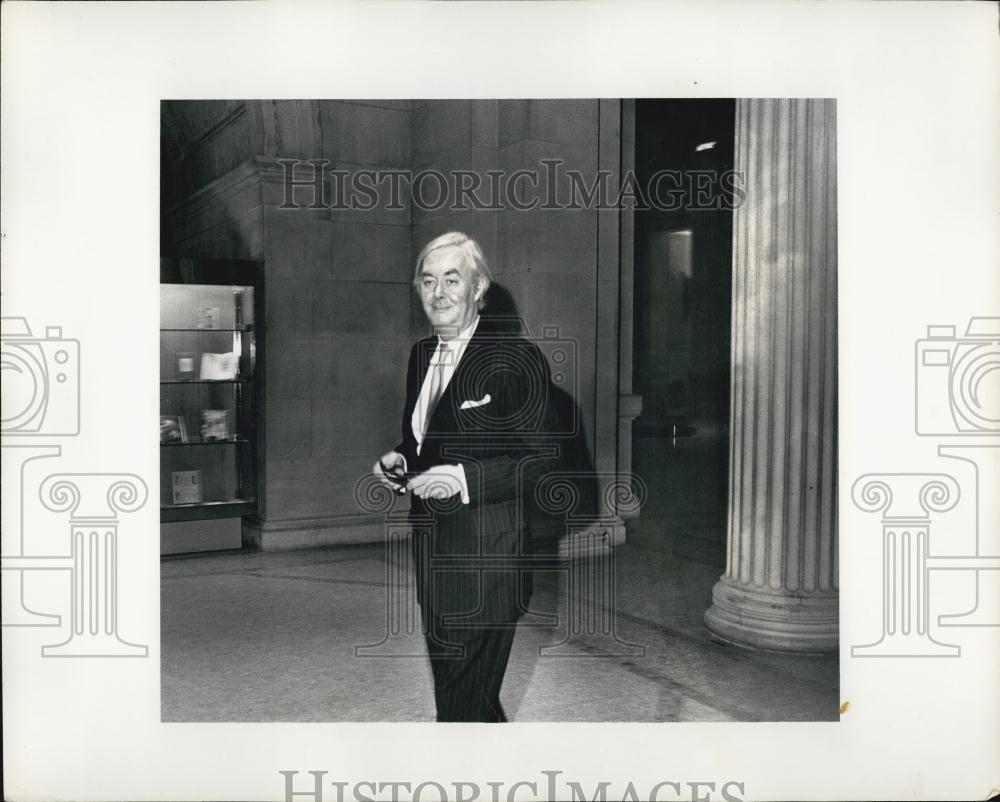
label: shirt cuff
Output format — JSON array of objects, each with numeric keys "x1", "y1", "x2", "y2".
[
  {"x1": 450, "y1": 463, "x2": 470, "y2": 504},
  {"x1": 412, "y1": 463, "x2": 468, "y2": 503}
]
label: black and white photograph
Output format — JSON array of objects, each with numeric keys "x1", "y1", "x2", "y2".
[
  {"x1": 2, "y1": 3, "x2": 997, "y2": 801},
  {"x1": 159, "y1": 97, "x2": 839, "y2": 723}
]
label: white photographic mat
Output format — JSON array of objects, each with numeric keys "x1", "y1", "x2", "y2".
[{"x1": 2, "y1": 2, "x2": 998, "y2": 801}]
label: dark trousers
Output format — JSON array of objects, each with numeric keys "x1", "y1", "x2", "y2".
[{"x1": 425, "y1": 623, "x2": 517, "y2": 722}]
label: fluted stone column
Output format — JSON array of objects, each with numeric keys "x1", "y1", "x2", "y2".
[{"x1": 704, "y1": 98, "x2": 838, "y2": 653}]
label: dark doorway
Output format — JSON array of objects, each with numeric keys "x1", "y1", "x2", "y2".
[{"x1": 630, "y1": 99, "x2": 736, "y2": 566}]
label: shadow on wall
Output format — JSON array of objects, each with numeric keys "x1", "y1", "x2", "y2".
[{"x1": 483, "y1": 283, "x2": 599, "y2": 540}]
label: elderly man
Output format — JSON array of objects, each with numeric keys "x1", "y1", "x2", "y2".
[{"x1": 374, "y1": 231, "x2": 560, "y2": 722}]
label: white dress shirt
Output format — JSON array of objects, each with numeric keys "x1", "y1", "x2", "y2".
[{"x1": 406, "y1": 315, "x2": 480, "y2": 503}]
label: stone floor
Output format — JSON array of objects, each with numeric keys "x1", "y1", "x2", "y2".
[{"x1": 161, "y1": 431, "x2": 839, "y2": 722}]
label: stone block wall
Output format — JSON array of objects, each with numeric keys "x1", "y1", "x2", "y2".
[{"x1": 162, "y1": 99, "x2": 627, "y2": 549}]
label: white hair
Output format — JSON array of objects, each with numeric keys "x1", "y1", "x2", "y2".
[{"x1": 413, "y1": 231, "x2": 492, "y2": 310}]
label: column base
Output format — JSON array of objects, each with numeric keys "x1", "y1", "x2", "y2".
[
  {"x1": 42, "y1": 633, "x2": 149, "y2": 658},
  {"x1": 851, "y1": 633, "x2": 959, "y2": 658},
  {"x1": 704, "y1": 574, "x2": 838, "y2": 654}
]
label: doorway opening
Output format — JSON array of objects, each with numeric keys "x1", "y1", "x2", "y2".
[{"x1": 630, "y1": 99, "x2": 736, "y2": 567}]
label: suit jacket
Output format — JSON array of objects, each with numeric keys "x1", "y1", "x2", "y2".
[{"x1": 396, "y1": 317, "x2": 562, "y2": 631}]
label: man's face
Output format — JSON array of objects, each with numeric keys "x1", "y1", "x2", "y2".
[{"x1": 418, "y1": 246, "x2": 483, "y2": 337}]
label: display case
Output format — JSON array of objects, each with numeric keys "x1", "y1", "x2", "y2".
[{"x1": 160, "y1": 260, "x2": 260, "y2": 523}]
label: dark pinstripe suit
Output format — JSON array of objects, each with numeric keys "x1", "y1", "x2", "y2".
[{"x1": 396, "y1": 317, "x2": 561, "y2": 722}]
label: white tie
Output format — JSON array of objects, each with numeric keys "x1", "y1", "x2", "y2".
[{"x1": 423, "y1": 343, "x2": 449, "y2": 437}]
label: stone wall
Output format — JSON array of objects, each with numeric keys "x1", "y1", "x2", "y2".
[{"x1": 162, "y1": 99, "x2": 628, "y2": 550}]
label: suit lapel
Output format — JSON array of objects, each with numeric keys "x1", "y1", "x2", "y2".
[{"x1": 426, "y1": 319, "x2": 495, "y2": 436}]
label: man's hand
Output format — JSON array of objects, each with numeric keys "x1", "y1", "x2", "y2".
[
  {"x1": 373, "y1": 450, "x2": 407, "y2": 493},
  {"x1": 407, "y1": 465, "x2": 466, "y2": 501}
]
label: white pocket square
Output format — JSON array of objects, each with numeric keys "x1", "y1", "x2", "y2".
[{"x1": 460, "y1": 394, "x2": 492, "y2": 410}]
